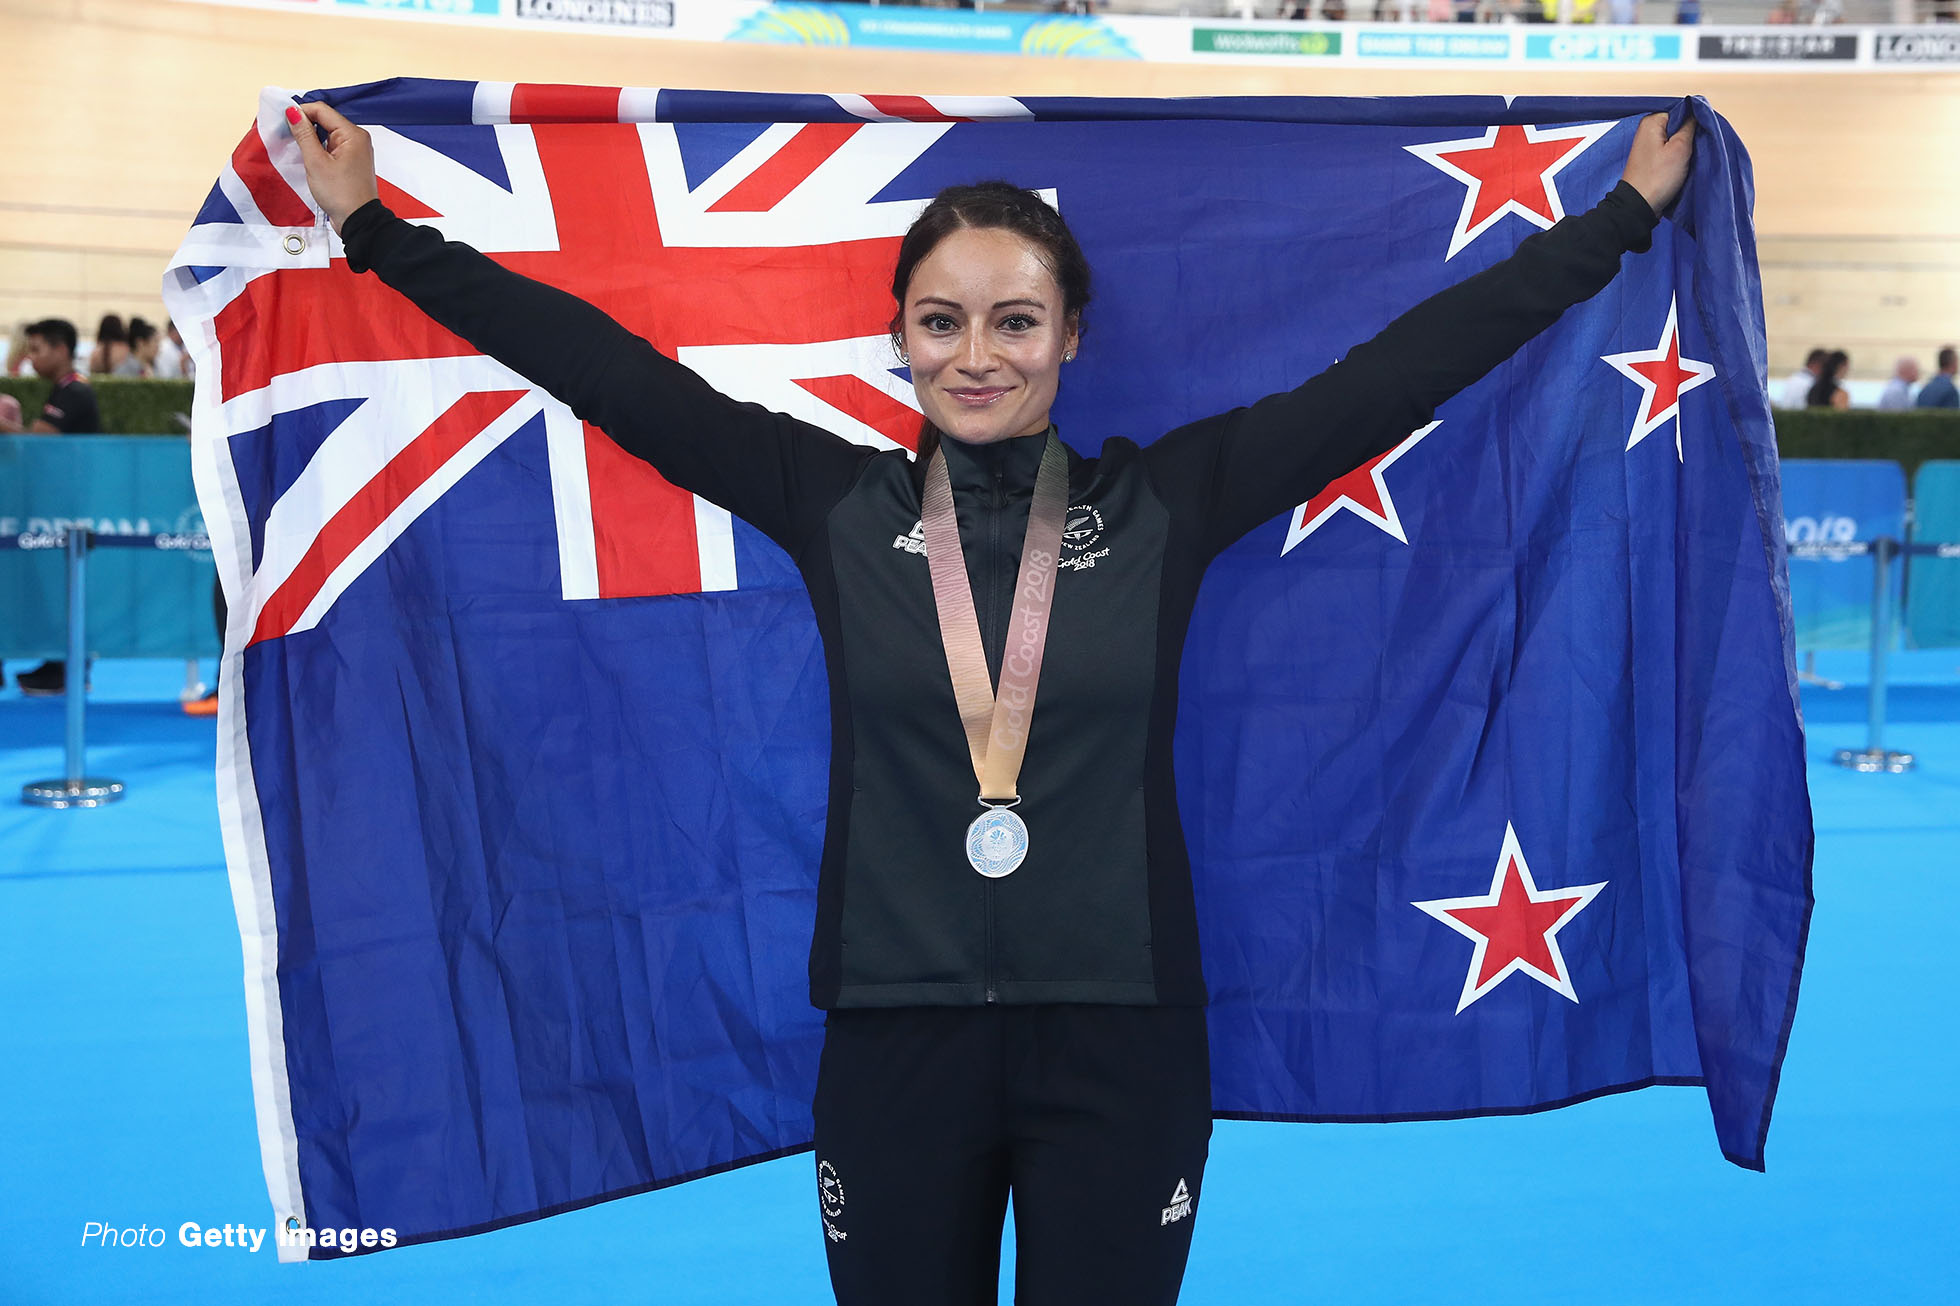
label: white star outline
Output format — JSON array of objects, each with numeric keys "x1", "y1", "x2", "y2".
[
  {"x1": 1410, "y1": 822, "x2": 1609, "y2": 1014},
  {"x1": 1403, "y1": 121, "x2": 1617, "y2": 261},
  {"x1": 1280, "y1": 422, "x2": 1440, "y2": 556},
  {"x1": 1599, "y1": 295, "x2": 1717, "y2": 460}
]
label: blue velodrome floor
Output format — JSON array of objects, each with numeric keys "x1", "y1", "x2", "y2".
[{"x1": 1, "y1": 654, "x2": 1953, "y2": 1306}]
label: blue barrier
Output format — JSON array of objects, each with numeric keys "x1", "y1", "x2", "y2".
[
  {"x1": 1907, "y1": 461, "x2": 1960, "y2": 650},
  {"x1": 0, "y1": 435, "x2": 218, "y2": 659},
  {"x1": 1779, "y1": 459, "x2": 1907, "y2": 650}
]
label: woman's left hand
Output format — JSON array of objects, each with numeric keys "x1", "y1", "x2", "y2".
[{"x1": 1621, "y1": 112, "x2": 1695, "y2": 216}]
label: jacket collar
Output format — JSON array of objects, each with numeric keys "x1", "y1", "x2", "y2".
[{"x1": 936, "y1": 424, "x2": 1060, "y2": 497}]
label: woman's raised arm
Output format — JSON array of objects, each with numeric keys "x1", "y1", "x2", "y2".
[
  {"x1": 1142, "y1": 111, "x2": 1694, "y2": 560},
  {"x1": 285, "y1": 100, "x2": 874, "y2": 556}
]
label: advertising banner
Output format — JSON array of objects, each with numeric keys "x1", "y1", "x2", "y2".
[
  {"x1": 1697, "y1": 31, "x2": 1857, "y2": 62},
  {"x1": 335, "y1": 0, "x2": 500, "y2": 14},
  {"x1": 0, "y1": 436, "x2": 219, "y2": 659},
  {"x1": 1192, "y1": 26, "x2": 1342, "y2": 57},
  {"x1": 1779, "y1": 459, "x2": 1906, "y2": 649},
  {"x1": 1874, "y1": 29, "x2": 1960, "y2": 63},
  {"x1": 511, "y1": 0, "x2": 675, "y2": 27},
  {"x1": 1355, "y1": 28, "x2": 1510, "y2": 60},
  {"x1": 724, "y1": 2, "x2": 1140, "y2": 57},
  {"x1": 1525, "y1": 30, "x2": 1683, "y2": 62}
]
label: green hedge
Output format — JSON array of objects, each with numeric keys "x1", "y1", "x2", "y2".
[
  {"x1": 6, "y1": 378, "x2": 1959, "y2": 474},
  {"x1": 1771, "y1": 407, "x2": 1960, "y2": 481},
  {"x1": 1, "y1": 376, "x2": 195, "y2": 436}
]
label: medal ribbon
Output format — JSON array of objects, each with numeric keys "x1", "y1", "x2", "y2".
[{"x1": 921, "y1": 433, "x2": 1069, "y2": 805}]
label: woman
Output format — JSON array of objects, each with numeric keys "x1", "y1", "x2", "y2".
[
  {"x1": 286, "y1": 100, "x2": 1691, "y2": 1305},
  {"x1": 87, "y1": 313, "x2": 129, "y2": 375},
  {"x1": 113, "y1": 317, "x2": 161, "y2": 377},
  {"x1": 1806, "y1": 349, "x2": 1851, "y2": 409}
]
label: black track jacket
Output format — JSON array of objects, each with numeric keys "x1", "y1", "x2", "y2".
[{"x1": 342, "y1": 181, "x2": 1657, "y2": 1010}]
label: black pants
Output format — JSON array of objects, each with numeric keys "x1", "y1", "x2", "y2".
[{"x1": 812, "y1": 1003, "x2": 1213, "y2": 1306}]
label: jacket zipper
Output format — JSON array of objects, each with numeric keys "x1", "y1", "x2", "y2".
[{"x1": 984, "y1": 462, "x2": 1004, "y2": 1004}]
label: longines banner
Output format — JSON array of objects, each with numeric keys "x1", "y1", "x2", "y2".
[
  {"x1": 1874, "y1": 29, "x2": 1960, "y2": 63},
  {"x1": 166, "y1": 3, "x2": 1960, "y2": 70}
]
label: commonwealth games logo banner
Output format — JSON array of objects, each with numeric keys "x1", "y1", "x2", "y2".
[{"x1": 162, "y1": 80, "x2": 1811, "y2": 1259}]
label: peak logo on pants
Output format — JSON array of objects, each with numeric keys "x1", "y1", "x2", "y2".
[{"x1": 1161, "y1": 1178, "x2": 1193, "y2": 1226}]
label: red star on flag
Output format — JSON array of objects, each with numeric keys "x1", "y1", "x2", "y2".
[
  {"x1": 1404, "y1": 121, "x2": 1615, "y2": 260},
  {"x1": 1601, "y1": 296, "x2": 1717, "y2": 459},
  {"x1": 1412, "y1": 823, "x2": 1607, "y2": 1013},
  {"x1": 1281, "y1": 422, "x2": 1439, "y2": 555}
]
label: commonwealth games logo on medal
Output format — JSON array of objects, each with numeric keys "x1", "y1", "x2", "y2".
[{"x1": 966, "y1": 807, "x2": 1029, "y2": 878}]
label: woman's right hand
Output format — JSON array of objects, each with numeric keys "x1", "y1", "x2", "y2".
[{"x1": 284, "y1": 100, "x2": 378, "y2": 234}]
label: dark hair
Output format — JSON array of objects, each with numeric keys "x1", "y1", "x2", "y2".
[
  {"x1": 1940, "y1": 345, "x2": 1958, "y2": 373},
  {"x1": 1804, "y1": 348, "x2": 1829, "y2": 370},
  {"x1": 1806, "y1": 349, "x2": 1849, "y2": 408},
  {"x1": 888, "y1": 181, "x2": 1093, "y2": 468},
  {"x1": 95, "y1": 314, "x2": 128, "y2": 345},
  {"x1": 128, "y1": 316, "x2": 158, "y2": 347},
  {"x1": 26, "y1": 318, "x2": 78, "y2": 358}
]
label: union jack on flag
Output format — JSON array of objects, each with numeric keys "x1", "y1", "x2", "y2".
[{"x1": 165, "y1": 80, "x2": 1810, "y2": 1259}]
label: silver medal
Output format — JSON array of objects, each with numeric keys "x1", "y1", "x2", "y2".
[{"x1": 965, "y1": 806, "x2": 1029, "y2": 879}]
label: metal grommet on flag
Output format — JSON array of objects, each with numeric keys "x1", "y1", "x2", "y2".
[{"x1": 282, "y1": 233, "x2": 306, "y2": 256}]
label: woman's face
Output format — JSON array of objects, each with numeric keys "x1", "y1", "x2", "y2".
[{"x1": 900, "y1": 226, "x2": 1078, "y2": 447}]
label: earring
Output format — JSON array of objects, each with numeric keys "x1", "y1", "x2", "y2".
[{"x1": 1063, "y1": 351, "x2": 1075, "y2": 362}]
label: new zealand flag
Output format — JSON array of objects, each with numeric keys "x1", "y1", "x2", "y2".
[{"x1": 162, "y1": 80, "x2": 1811, "y2": 1259}]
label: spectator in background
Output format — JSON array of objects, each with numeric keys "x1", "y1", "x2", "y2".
[
  {"x1": 1916, "y1": 345, "x2": 1959, "y2": 409},
  {"x1": 1779, "y1": 347, "x2": 1826, "y2": 408},
  {"x1": 1766, "y1": 0, "x2": 1797, "y2": 21},
  {"x1": 0, "y1": 318, "x2": 101, "y2": 696},
  {"x1": 113, "y1": 318, "x2": 161, "y2": 377},
  {"x1": 0, "y1": 319, "x2": 99, "y2": 435},
  {"x1": 1607, "y1": 0, "x2": 1636, "y2": 22},
  {"x1": 5, "y1": 320, "x2": 32, "y2": 377},
  {"x1": 1806, "y1": 350, "x2": 1850, "y2": 409},
  {"x1": 1675, "y1": 0, "x2": 1700, "y2": 21},
  {"x1": 1323, "y1": 0, "x2": 1347, "y2": 18},
  {"x1": 158, "y1": 319, "x2": 194, "y2": 380},
  {"x1": 87, "y1": 314, "x2": 129, "y2": 375},
  {"x1": 1877, "y1": 357, "x2": 1920, "y2": 410}
]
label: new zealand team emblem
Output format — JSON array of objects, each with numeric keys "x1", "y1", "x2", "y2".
[{"x1": 1059, "y1": 504, "x2": 1108, "y2": 572}]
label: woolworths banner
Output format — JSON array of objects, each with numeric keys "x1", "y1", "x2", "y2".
[{"x1": 177, "y1": 2, "x2": 1960, "y2": 69}]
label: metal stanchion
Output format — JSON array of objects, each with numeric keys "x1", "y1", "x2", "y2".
[
  {"x1": 21, "y1": 528, "x2": 125, "y2": 808},
  {"x1": 1832, "y1": 536, "x2": 1915, "y2": 774}
]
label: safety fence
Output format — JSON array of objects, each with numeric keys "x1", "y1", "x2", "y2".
[{"x1": 6, "y1": 442, "x2": 1957, "y2": 803}]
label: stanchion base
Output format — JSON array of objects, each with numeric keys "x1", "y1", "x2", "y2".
[
  {"x1": 1832, "y1": 748, "x2": 1916, "y2": 774},
  {"x1": 21, "y1": 777, "x2": 126, "y2": 808}
]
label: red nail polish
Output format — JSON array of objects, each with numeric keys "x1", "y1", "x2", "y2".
[{"x1": 286, "y1": 106, "x2": 303, "y2": 125}]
